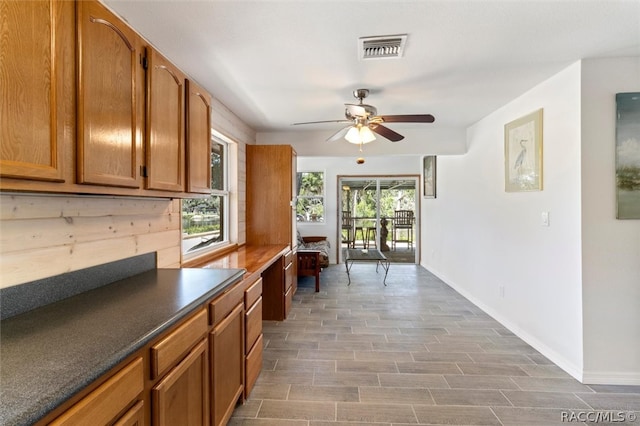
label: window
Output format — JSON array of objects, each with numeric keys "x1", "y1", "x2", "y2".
[
  {"x1": 296, "y1": 171, "x2": 324, "y2": 222},
  {"x1": 182, "y1": 137, "x2": 229, "y2": 256}
]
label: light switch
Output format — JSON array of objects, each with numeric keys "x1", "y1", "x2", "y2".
[{"x1": 541, "y1": 211, "x2": 550, "y2": 227}]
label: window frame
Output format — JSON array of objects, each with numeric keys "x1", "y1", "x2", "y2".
[
  {"x1": 181, "y1": 134, "x2": 230, "y2": 260},
  {"x1": 296, "y1": 170, "x2": 325, "y2": 224}
]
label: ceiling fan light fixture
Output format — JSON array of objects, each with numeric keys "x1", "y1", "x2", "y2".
[
  {"x1": 345, "y1": 126, "x2": 376, "y2": 144},
  {"x1": 360, "y1": 126, "x2": 376, "y2": 143}
]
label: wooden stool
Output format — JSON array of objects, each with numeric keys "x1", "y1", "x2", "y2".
[
  {"x1": 365, "y1": 227, "x2": 377, "y2": 249},
  {"x1": 353, "y1": 226, "x2": 366, "y2": 248}
]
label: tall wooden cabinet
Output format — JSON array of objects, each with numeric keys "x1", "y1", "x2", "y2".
[
  {"x1": 247, "y1": 145, "x2": 297, "y2": 320},
  {"x1": 246, "y1": 145, "x2": 297, "y2": 248},
  {"x1": 0, "y1": 0, "x2": 73, "y2": 182}
]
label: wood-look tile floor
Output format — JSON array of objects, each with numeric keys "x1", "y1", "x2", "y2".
[{"x1": 230, "y1": 265, "x2": 640, "y2": 425}]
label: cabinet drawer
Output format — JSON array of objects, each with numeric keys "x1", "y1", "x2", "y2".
[
  {"x1": 150, "y1": 309, "x2": 208, "y2": 379},
  {"x1": 284, "y1": 261, "x2": 293, "y2": 291},
  {"x1": 284, "y1": 285, "x2": 293, "y2": 318},
  {"x1": 245, "y1": 334, "x2": 263, "y2": 399},
  {"x1": 245, "y1": 296, "x2": 262, "y2": 352},
  {"x1": 284, "y1": 250, "x2": 293, "y2": 267},
  {"x1": 244, "y1": 278, "x2": 262, "y2": 309},
  {"x1": 49, "y1": 358, "x2": 143, "y2": 426},
  {"x1": 210, "y1": 282, "x2": 244, "y2": 325}
]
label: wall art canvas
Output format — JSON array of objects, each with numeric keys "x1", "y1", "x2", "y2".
[
  {"x1": 616, "y1": 92, "x2": 640, "y2": 219},
  {"x1": 423, "y1": 155, "x2": 436, "y2": 198},
  {"x1": 504, "y1": 109, "x2": 543, "y2": 192}
]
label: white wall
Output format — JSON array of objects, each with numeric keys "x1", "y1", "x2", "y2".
[
  {"x1": 422, "y1": 62, "x2": 586, "y2": 380},
  {"x1": 580, "y1": 57, "x2": 640, "y2": 384},
  {"x1": 296, "y1": 156, "x2": 424, "y2": 264}
]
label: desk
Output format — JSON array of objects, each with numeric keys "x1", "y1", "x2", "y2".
[
  {"x1": 344, "y1": 248, "x2": 390, "y2": 286},
  {"x1": 188, "y1": 244, "x2": 291, "y2": 320}
]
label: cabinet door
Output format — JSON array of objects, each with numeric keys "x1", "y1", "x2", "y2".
[
  {"x1": 152, "y1": 338, "x2": 208, "y2": 426},
  {"x1": 76, "y1": 0, "x2": 143, "y2": 188},
  {"x1": 146, "y1": 48, "x2": 185, "y2": 192},
  {"x1": 113, "y1": 400, "x2": 145, "y2": 426},
  {"x1": 0, "y1": 0, "x2": 69, "y2": 182},
  {"x1": 185, "y1": 80, "x2": 211, "y2": 194},
  {"x1": 247, "y1": 145, "x2": 295, "y2": 246},
  {"x1": 210, "y1": 302, "x2": 244, "y2": 426}
]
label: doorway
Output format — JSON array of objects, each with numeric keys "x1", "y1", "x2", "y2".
[{"x1": 338, "y1": 175, "x2": 419, "y2": 264}]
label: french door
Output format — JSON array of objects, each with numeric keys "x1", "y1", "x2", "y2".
[{"x1": 338, "y1": 175, "x2": 419, "y2": 264}]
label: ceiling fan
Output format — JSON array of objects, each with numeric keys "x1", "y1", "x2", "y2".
[{"x1": 292, "y1": 88, "x2": 435, "y2": 144}]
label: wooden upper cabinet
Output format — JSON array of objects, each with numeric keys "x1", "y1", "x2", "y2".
[
  {"x1": 0, "y1": 0, "x2": 72, "y2": 182},
  {"x1": 146, "y1": 48, "x2": 186, "y2": 192},
  {"x1": 76, "y1": 0, "x2": 143, "y2": 188},
  {"x1": 186, "y1": 80, "x2": 212, "y2": 194}
]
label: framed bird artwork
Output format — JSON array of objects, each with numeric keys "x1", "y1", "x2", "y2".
[{"x1": 504, "y1": 109, "x2": 543, "y2": 192}]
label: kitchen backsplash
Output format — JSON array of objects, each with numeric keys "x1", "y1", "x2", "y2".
[{"x1": 0, "y1": 252, "x2": 156, "y2": 320}]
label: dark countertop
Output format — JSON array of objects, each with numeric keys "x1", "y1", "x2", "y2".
[{"x1": 0, "y1": 267, "x2": 245, "y2": 426}]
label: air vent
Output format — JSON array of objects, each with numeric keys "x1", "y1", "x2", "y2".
[{"x1": 359, "y1": 35, "x2": 407, "y2": 60}]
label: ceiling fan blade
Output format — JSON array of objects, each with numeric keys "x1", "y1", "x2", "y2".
[
  {"x1": 292, "y1": 119, "x2": 351, "y2": 125},
  {"x1": 345, "y1": 104, "x2": 367, "y2": 117},
  {"x1": 326, "y1": 125, "x2": 353, "y2": 142},
  {"x1": 377, "y1": 114, "x2": 435, "y2": 123},
  {"x1": 369, "y1": 123, "x2": 404, "y2": 142}
]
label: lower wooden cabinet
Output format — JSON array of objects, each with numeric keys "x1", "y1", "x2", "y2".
[
  {"x1": 261, "y1": 252, "x2": 295, "y2": 321},
  {"x1": 284, "y1": 250, "x2": 295, "y2": 318},
  {"x1": 244, "y1": 278, "x2": 263, "y2": 398},
  {"x1": 210, "y1": 301, "x2": 244, "y2": 426},
  {"x1": 42, "y1": 275, "x2": 265, "y2": 426},
  {"x1": 152, "y1": 338, "x2": 209, "y2": 426},
  {"x1": 114, "y1": 400, "x2": 145, "y2": 426},
  {"x1": 49, "y1": 358, "x2": 144, "y2": 426}
]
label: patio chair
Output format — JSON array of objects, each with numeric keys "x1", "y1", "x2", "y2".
[{"x1": 392, "y1": 210, "x2": 414, "y2": 250}]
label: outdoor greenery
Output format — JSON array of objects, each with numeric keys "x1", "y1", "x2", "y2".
[
  {"x1": 211, "y1": 143, "x2": 224, "y2": 190},
  {"x1": 182, "y1": 196, "x2": 222, "y2": 236},
  {"x1": 343, "y1": 187, "x2": 415, "y2": 220},
  {"x1": 296, "y1": 172, "x2": 324, "y2": 221},
  {"x1": 181, "y1": 141, "x2": 226, "y2": 254}
]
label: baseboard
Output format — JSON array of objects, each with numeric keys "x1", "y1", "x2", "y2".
[
  {"x1": 582, "y1": 371, "x2": 640, "y2": 386},
  {"x1": 422, "y1": 263, "x2": 585, "y2": 383}
]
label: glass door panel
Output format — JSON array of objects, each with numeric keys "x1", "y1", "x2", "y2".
[
  {"x1": 339, "y1": 176, "x2": 418, "y2": 264},
  {"x1": 380, "y1": 179, "x2": 417, "y2": 263}
]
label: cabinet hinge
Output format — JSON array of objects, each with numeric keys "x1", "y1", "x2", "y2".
[
  {"x1": 140, "y1": 165, "x2": 148, "y2": 178},
  {"x1": 141, "y1": 55, "x2": 148, "y2": 70}
]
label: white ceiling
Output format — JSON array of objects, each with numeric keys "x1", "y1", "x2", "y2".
[{"x1": 105, "y1": 0, "x2": 640, "y2": 138}]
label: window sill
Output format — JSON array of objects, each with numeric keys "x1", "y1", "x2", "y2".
[{"x1": 181, "y1": 243, "x2": 239, "y2": 267}]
